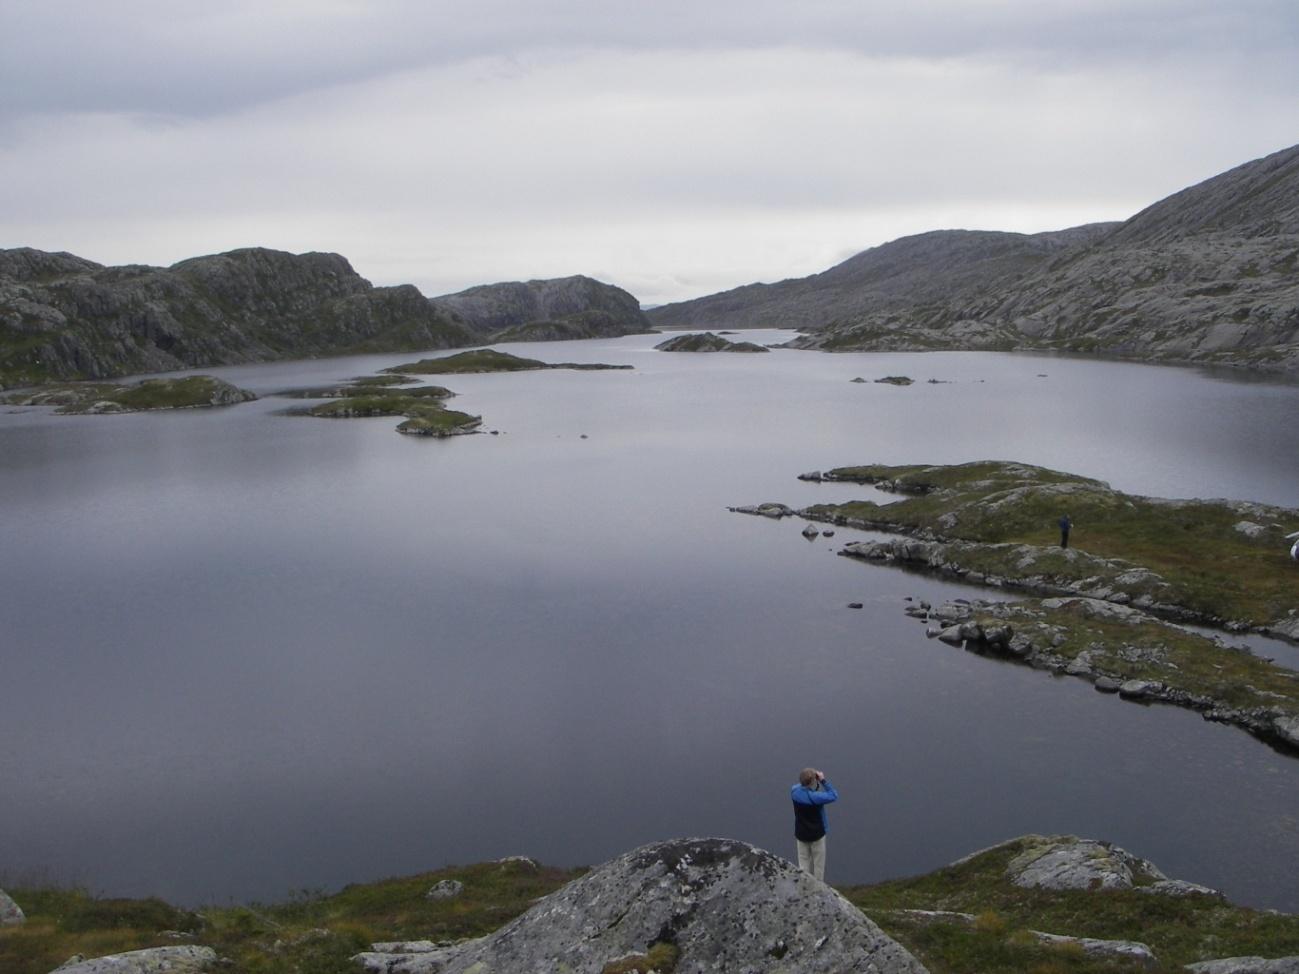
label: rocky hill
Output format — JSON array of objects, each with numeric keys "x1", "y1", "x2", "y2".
[
  {"x1": 645, "y1": 225, "x2": 1117, "y2": 332},
  {"x1": 653, "y1": 143, "x2": 1299, "y2": 372},
  {"x1": 431, "y1": 275, "x2": 654, "y2": 342},
  {"x1": 0, "y1": 248, "x2": 480, "y2": 388}
]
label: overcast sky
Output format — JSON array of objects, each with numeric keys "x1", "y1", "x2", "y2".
[{"x1": 2, "y1": 1, "x2": 1297, "y2": 305}]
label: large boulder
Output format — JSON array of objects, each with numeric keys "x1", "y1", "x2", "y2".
[{"x1": 356, "y1": 837, "x2": 928, "y2": 973}]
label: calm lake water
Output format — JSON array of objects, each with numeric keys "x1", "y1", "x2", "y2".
[{"x1": 2, "y1": 331, "x2": 1298, "y2": 910}]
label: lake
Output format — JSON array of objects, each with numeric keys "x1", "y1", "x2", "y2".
[{"x1": 2, "y1": 331, "x2": 1297, "y2": 910}]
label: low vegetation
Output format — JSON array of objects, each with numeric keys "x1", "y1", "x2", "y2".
[
  {"x1": 0, "y1": 860, "x2": 582, "y2": 974},
  {"x1": 1, "y1": 376, "x2": 256, "y2": 413},
  {"x1": 806, "y1": 461, "x2": 1299, "y2": 629},
  {"x1": 279, "y1": 375, "x2": 480, "y2": 436},
  {"x1": 844, "y1": 837, "x2": 1299, "y2": 974}
]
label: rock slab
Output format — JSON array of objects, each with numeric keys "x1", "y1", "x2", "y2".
[
  {"x1": 356, "y1": 837, "x2": 928, "y2": 973},
  {"x1": 52, "y1": 945, "x2": 216, "y2": 974}
]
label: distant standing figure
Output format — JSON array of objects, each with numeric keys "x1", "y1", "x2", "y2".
[
  {"x1": 1059, "y1": 514, "x2": 1072, "y2": 548},
  {"x1": 791, "y1": 767, "x2": 839, "y2": 882}
]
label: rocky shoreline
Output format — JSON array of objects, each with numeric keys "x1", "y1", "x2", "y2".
[
  {"x1": 730, "y1": 460, "x2": 1299, "y2": 757},
  {"x1": 904, "y1": 594, "x2": 1299, "y2": 755}
]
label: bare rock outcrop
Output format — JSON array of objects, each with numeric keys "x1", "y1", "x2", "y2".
[
  {"x1": 51, "y1": 945, "x2": 216, "y2": 973},
  {"x1": 431, "y1": 275, "x2": 653, "y2": 342},
  {"x1": 0, "y1": 247, "x2": 479, "y2": 386},
  {"x1": 355, "y1": 837, "x2": 928, "y2": 973}
]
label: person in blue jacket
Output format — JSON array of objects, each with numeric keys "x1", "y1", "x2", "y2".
[{"x1": 791, "y1": 767, "x2": 839, "y2": 882}]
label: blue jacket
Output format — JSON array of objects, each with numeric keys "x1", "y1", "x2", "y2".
[{"x1": 791, "y1": 778, "x2": 838, "y2": 842}]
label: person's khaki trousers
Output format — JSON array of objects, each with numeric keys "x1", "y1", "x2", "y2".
[{"x1": 796, "y1": 836, "x2": 826, "y2": 881}]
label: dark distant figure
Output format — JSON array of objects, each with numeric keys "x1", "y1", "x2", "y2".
[
  {"x1": 1059, "y1": 514, "x2": 1072, "y2": 548},
  {"x1": 791, "y1": 767, "x2": 839, "y2": 882}
]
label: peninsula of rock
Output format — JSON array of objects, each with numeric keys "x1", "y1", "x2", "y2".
[{"x1": 732, "y1": 460, "x2": 1299, "y2": 754}]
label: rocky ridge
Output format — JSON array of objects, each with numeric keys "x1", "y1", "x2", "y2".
[
  {"x1": 430, "y1": 275, "x2": 653, "y2": 342},
  {"x1": 652, "y1": 143, "x2": 1299, "y2": 372},
  {"x1": 0, "y1": 248, "x2": 479, "y2": 388},
  {"x1": 647, "y1": 225, "x2": 1115, "y2": 335}
]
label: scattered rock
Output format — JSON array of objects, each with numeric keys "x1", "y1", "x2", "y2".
[
  {"x1": 802, "y1": 524, "x2": 820, "y2": 539},
  {"x1": 425, "y1": 880, "x2": 464, "y2": 900},
  {"x1": 1094, "y1": 676, "x2": 1122, "y2": 693},
  {"x1": 848, "y1": 602, "x2": 864, "y2": 609},
  {"x1": 53, "y1": 946, "x2": 217, "y2": 974},
  {"x1": 355, "y1": 838, "x2": 927, "y2": 974}
]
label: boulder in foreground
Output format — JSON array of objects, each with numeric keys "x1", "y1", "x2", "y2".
[{"x1": 355, "y1": 837, "x2": 928, "y2": 973}]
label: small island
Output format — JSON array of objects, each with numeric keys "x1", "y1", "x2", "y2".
[
  {"x1": 874, "y1": 375, "x2": 914, "y2": 385},
  {"x1": 654, "y1": 332, "x2": 770, "y2": 353},
  {"x1": 1, "y1": 376, "x2": 256, "y2": 414},
  {"x1": 283, "y1": 377, "x2": 480, "y2": 437},
  {"x1": 382, "y1": 348, "x2": 632, "y2": 374},
  {"x1": 734, "y1": 461, "x2": 1299, "y2": 753}
]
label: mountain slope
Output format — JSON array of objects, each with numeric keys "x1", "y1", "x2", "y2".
[
  {"x1": 431, "y1": 275, "x2": 653, "y2": 341},
  {"x1": 646, "y1": 225, "x2": 1118, "y2": 332},
  {"x1": 651, "y1": 143, "x2": 1299, "y2": 372},
  {"x1": 0, "y1": 248, "x2": 480, "y2": 386},
  {"x1": 798, "y1": 144, "x2": 1299, "y2": 370}
]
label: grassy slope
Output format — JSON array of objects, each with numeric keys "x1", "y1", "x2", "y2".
[
  {"x1": 807, "y1": 461, "x2": 1299, "y2": 626},
  {"x1": 1, "y1": 861, "x2": 582, "y2": 974},
  {"x1": 844, "y1": 837, "x2": 1299, "y2": 974}
]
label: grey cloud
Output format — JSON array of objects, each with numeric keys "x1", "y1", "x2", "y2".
[{"x1": 4, "y1": 0, "x2": 1297, "y2": 123}]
